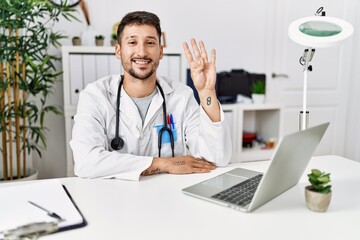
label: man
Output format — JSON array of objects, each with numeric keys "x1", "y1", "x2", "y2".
[{"x1": 70, "y1": 11, "x2": 232, "y2": 180}]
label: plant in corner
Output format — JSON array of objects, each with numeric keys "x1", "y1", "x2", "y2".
[
  {"x1": 0, "y1": 0, "x2": 76, "y2": 181},
  {"x1": 251, "y1": 80, "x2": 266, "y2": 103},
  {"x1": 305, "y1": 169, "x2": 332, "y2": 212}
]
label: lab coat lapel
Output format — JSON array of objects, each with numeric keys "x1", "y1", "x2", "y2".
[
  {"x1": 144, "y1": 92, "x2": 163, "y2": 129},
  {"x1": 108, "y1": 75, "x2": 121, "y2": 108}
]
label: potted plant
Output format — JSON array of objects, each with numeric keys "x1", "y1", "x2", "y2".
[
  {"x1": 305, "y1": 169, "x2": 332, "y2": 212},
  {"x1": 72, "y1": 36, "x2": 82, "y2": 46},
  {"x1": 0, "y1": 0, "x2": 75, "y2": 181},
  {"x1": 251, "y1": 80, "x2": 266, "y2": 104},
  {"x1": 95, "y1": 35, "x2": 105, "y2": 46},
  {"x1": 110, "y1": 33, "x2": 118, "y2": 46}
]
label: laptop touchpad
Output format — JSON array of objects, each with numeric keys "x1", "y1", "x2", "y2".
[{"x1": 201, "y1": 174, "x2": 247, "y2": 190}]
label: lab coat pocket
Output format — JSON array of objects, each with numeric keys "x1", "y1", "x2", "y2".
[
  {"x1": 152, "y1": 123, "x2": 183, "y2": 157},
  {"x1": 154, "y1": 124, "x2": 177, "y2": 143}
]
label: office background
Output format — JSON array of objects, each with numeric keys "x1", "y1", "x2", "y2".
[{"x1": 29, "y1": 0, "x2": 360, "y2": 179}]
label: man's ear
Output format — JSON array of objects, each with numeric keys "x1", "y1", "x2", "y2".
[
  {"x1": 115, "y1": 44, "x2": 121, "y2": 59},
  {"x1": 159, "y1": 45, "x2": 164, "y2": 60}
]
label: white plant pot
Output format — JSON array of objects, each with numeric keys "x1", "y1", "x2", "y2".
[
  {"x1": 0, "y1": 141, "x2": 36, "y2": 182},
  {"x1": 0, "y1": 168, "x2": 38, "y2": 182},
  {"x1": 252, "y1": 93, "x2": 265, "y2": 104},
  {"x1": 305, "y1": 186, "x2": 332, "y2": 212}
]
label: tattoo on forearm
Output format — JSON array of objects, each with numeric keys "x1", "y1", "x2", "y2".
[
  {"x1": 173, "y1": 161, "x2": 185, "y2": 166},
  {"x1": 206, "y1": 97, "x2": 211, "y2": 106},
  {"x1": 141, "y1": 167, "x2": 161, "y2": 176}
]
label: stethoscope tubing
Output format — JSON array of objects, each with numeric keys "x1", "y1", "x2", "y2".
[
  {"x1": 111, "y1": 76, "x2": 175, "y2": 157},
  {"x1": 156, "y1": 81, "x2": 175, "y2": 157}
]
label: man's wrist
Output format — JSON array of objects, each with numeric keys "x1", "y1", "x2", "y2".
[
  {"x1": 141, "y1": 157, "x2": 168, "y2": 176},
  {"x1": 198, "y1": 90, "x2": 220, "y2": 122},
  {"x1": 141, "y1": 157, "x2": 165, "y2": 176},
  {"x1": 198, "y1": 90, "x2": 217, "y2": 99}
]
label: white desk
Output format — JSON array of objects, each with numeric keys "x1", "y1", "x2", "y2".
[{"x1": 10, "y1": 155, "x2": 360, "y2": 239}]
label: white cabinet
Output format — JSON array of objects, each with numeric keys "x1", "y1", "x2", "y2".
[
  {"x1": 222, "y1": 103, "x2": 282, "y2": 163},
  {"x1": 62, "y1": 46, "x2": 185, "y2": 176}
]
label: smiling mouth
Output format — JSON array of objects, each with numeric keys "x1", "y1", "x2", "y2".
[{"x1": 132, "y1": 58, "x2": 151, "y2": 66}]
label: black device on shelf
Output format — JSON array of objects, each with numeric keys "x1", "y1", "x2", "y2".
[
  {"x1": 216, "y1": 69, "x2": 266, "y2": 104},
  {"x1": 186, "y1": 69, "x2": 266, "y2": 104}
]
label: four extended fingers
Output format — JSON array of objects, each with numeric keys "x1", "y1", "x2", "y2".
[{"x1": 183, "y1": 38, "x2": 216, "y2": 65}]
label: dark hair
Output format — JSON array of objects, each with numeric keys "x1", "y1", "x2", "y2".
[{"x1": 117, "y1": 11, "x2": 162, "y2": 44}]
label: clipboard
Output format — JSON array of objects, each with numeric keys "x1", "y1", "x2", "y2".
[
  {"x1": 58, "y1": 185, "x2": 87, "y2": 232},
  {"x1": 0, "y1": 180, "x2": 87, "y2": 239}
]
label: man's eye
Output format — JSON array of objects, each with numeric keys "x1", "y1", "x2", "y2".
[
  {"x1": 147, "y1": 41, "x2": 156, "y2": 45},
  {"x1": 128, "y1": 41, "x2": 136, "y2": 45}
]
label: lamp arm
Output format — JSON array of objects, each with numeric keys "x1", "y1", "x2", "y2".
[{"x1": 300, "y1": 48, "x2": 314, "y2": 130}]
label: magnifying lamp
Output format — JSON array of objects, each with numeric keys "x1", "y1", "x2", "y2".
[{"x1": 288, "y1": 7, "x2": 354, "y2": 130}]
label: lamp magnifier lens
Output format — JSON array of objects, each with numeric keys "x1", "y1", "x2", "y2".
[{"x1": 299, "y1": 21, "x2": 342, "y2": 37}]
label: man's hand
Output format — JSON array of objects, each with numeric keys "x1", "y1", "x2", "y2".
[
  {"x1": 183, "y1": 38, "x2": 220, "y2": 122},
  {"x1": 141, "y1": 156, "x2": 216, "y2": 176},
  {"x1": 183, "y1": 38, "x2": 216, "y2": 93},
  {"x1": 164, "y1": 156, "x2": 216, "y2": 174}
]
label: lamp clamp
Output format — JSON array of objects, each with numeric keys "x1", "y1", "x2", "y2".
[
  {"x1": 315, "y1": 7, "x2": 326, "y2": 16},
  {"x1": 299, "y1": 48, "x2": 315, "y2": 71}
]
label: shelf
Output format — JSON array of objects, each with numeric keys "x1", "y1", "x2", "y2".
[
  {"x1": 240, "y1": 145, "x2": 276, "y2": 161},
  {"x1": 223, "y1": 103, "x2": 282, "y2": 163}
]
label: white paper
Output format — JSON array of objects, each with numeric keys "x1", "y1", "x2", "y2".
[{"x1": 0, "y1": 180, "x2": 84, "y2": 232}]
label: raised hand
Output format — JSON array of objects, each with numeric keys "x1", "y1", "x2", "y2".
[
  {"x1": 183, "y1": 38, "x2": 220, "y2": 122},
  {"x1": 183, "y1": 38, "x2": 217, "y2": 93}
]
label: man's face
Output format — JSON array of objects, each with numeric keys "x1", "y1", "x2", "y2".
[{"x1": 116, "y1": 24, "x2": 163, "y2": 80}]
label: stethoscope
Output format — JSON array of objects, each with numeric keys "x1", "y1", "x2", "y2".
[{"x1": 111, "y1": 76, "x2": 175, "y2": 157}]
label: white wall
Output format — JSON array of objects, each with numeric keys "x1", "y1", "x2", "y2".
[
  {"x1": 35, "y1": 0, "x2": 360, "y2": 179},
  {"x1": 344, "y1": 1, "x2": 360, "y2": 161},
  {"x1": 53, "y1": 0, "x2": 273, "y2": 72}
]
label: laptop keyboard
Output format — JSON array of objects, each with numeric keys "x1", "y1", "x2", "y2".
[{"x1": 211, "y1": 174, "x2": 263, "y2": 207}]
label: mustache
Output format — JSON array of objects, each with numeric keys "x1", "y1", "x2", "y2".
[{"x1": 131, "y1": 57, "x2": 152, "y2": 61}]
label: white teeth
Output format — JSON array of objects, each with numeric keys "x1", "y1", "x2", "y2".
[{"x1": 134, "y1": 59, "x2": 150, "y2": 64}]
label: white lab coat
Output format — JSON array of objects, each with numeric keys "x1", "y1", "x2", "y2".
[{"x1": 70, "y1": 75, "x2": 232, "y2": 181}]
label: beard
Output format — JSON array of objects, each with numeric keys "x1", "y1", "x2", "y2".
[
  {"x1": 128, "y1": 67, "x2": 155, "y2": 80},
  {"x1": 123, "y1": 57, "x2": 159, "y2": 80}
]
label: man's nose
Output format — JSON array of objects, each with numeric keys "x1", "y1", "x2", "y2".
[{"x1": 136, "y1": 43, "x2": 147, "y2": 57}]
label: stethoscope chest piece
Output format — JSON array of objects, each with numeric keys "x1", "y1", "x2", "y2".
[{"x1": 111, "y1": 136, "x2": 124, "y2": 150}]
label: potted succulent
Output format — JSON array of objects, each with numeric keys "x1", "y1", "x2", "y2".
[
  {"x1": 0, "y1": 0, "x2": 75, "y2": 181},
  {"x1": 72, "y1": 36, "x2": 82, "y2": 46},
  {"x1": 110, "y1": 33, "x2": 118, "y2": 46},
  {"x1": 95, "y1": 35, "x2": 105, "y2": 46},
  {"x1": 305, "y1": 169, "x2": 332, "y2": 212},
  {"x1": 251, "y1": 80, "x2": 266, "y2": 104}
]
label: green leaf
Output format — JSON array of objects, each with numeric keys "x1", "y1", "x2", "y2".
[
  {"x1": 322, "y1": 185, "x2": 332, "y2": 193},
  {"x1": 307, "y1": 169, "x2": 331, "y2": 192},
  {"x1": 317, "y1": 176, "x2": 330, "y2": 184},
  {"x1": 251, "y1": 80, "x2": 266, "y2": 94},
  {"x1": 311, "y1": 169, "x2": 321, "y2": 177},
  {"x1": 62, "y1": 12, "x2": 81, "y2": 23}
]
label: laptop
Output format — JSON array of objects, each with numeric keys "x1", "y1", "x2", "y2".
[{"x1": 182, "y1": 122, "x2": 329, "y2": 212}]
